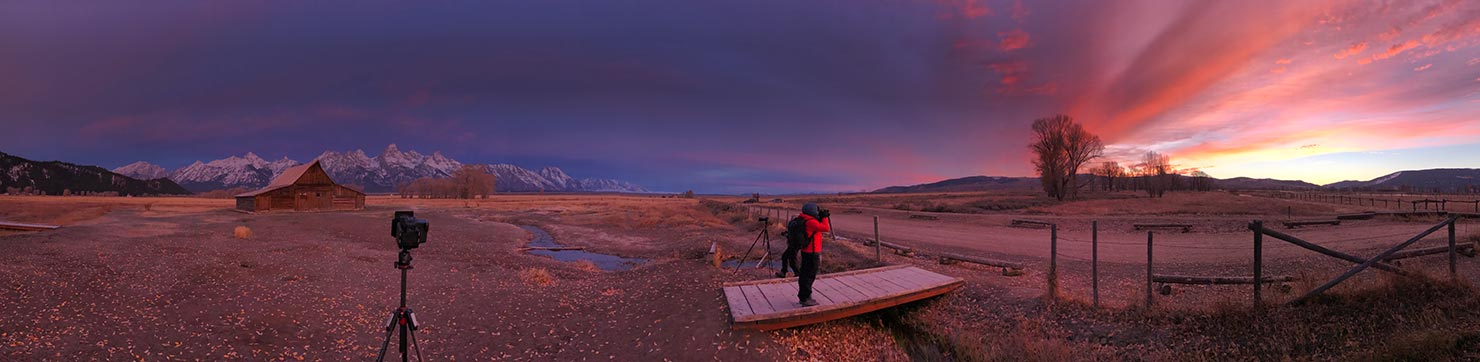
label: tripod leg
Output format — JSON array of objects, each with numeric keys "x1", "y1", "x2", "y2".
[
  {"x1": 410, "y1": 325, "x2": 424, "y2": 362},
  {"x1": 375, "y1": 310, "x2": 398, "y2": 362}
]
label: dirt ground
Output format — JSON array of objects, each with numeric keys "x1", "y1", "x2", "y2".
[{"x1": 4, "y1": 193, "x2": 1480, "y2": 360}]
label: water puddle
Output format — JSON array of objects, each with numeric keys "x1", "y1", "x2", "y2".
[{"x1": 519, "y1": 225, "x2": 646, "y2": 271}]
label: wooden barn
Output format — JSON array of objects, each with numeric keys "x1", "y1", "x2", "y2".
[{"x1": 235, "y1": 160, "x2": 364, "y2": 212}]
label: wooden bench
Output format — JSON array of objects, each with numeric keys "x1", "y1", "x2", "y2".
[
  {"x1": 862, "y1": 239, "x2": 914, "y2": 256},
  {"x1": 1152, "y1": 275, "x2": 1295, "y2": 295},
  {"x1": 1134, "y1": 223, "x2": 1191, "y2": 233},
  {"x1": 1009, "y1": 219, "x2": 1053, "y2": 229},
  {"x1": 1283, "y1": 219, "x2": 1340, "y2": 229},
  {"x1": 937, "y1": 252, "x2": 1024, "y2": 276},
  {"x1": 1335, "y1": 213, "x2": 1376, "y2": 220}
]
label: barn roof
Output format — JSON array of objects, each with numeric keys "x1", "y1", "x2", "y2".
[{"x1": 234, "y1": 160, "x2": 324, "y2": 197}]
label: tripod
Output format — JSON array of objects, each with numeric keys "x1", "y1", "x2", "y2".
[
  {"x1": 376, "y1": 249, "x2": 423, "y2": 362},
  {"x1": 733, "y1": 217, "x2": 773, "y2": 274}
]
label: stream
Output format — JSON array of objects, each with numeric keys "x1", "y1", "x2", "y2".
[{"x1": 519, "y1": 225, "x2": 647, "y2": 271}]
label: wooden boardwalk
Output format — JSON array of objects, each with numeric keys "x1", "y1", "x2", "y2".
[{"x1": 723, "y1": 265, "x2": 964, "y2": 330}]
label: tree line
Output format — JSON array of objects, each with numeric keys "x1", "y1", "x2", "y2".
[
  {"x1": 1029, "y1": 114, "x2": 1212, "y2": 200},
  {"x1": 396, "y1": 165, "x2": 497, "y2": 199}
]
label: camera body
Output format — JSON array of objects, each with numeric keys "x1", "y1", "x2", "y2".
[
  {"x1": 818, "y1": 208, "x2": 831, "y2": 219},
  {"x1": 391, "y1": 210, "x2": 429, "y2": 250},
  {"x1": 758, "y1": 216, "x2": 769, "y2": 223}
]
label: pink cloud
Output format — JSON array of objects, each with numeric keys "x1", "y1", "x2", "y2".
[
  {"x1": 1414, "y1": 63, "x2": 1433, "y2": 71},
  {"x1": 1333, "y1": 41, "x2": 1368, "y2": 59},
  {"x1": 999, "y1": 29, "x2": 1031, "y2": 51}
]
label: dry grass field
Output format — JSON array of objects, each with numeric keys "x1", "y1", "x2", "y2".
[{"x1": 3, "y1": 192, "x2": 1480, "y2": 360}]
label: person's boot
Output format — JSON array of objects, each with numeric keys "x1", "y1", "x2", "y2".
[
  {"x1": 800, "y1": 298, "x2": 819, "y2": 306},
  {"x1": 775, "y1": 271, "x2": 787, "y2": 278}
]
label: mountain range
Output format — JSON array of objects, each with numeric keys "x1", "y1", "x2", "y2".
[
  {"x1": 113, "y1": 144, "x2": 647, "y2": 194},
  {"x1": 872, "y1": 170, "x2": 1480, "y2": 194},
  {"x1": 1325, "y1": 169, "x2": 1480, "y2": 192},
  {"x1": 1, "y1": 151, "x2": 189, "y2": 196}
]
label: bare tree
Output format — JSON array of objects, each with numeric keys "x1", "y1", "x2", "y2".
[
  {"x1": 1029, "y1": 115, "x2": 1104, "y2": 201},
  {"x1": 1092, "y1": 161, "x2": 1125, "y2": 191},
  {"x1": 1141, "y1": 151, "x2": 1173, "y2": 197},
  {"x1": 1188, "y1": 170, "x2": 1213, "y2": 191}
]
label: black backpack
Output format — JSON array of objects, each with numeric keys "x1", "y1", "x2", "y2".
[{"x1": 785, "y1": 216, "x2": 812, "y2": 249}]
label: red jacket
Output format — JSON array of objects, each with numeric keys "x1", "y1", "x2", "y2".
[{"x1": 799, "y1": 214, "x2": 830, "y2": 253}]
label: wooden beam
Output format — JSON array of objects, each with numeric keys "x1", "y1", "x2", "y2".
[
  {"x1": 1135, "y1": 224, "x2": 1192, "y2": 232},
  {"x1": 0, "y1": 221, "x2": 61, "y2": 231},
  {"x1": 1291, "y1": 216, "x2": 1457, "y2": 305},
  {"x1": 518, "y1": 246, "x2": 586, "y2": 252},
  {"x1": 1282, "y1": 219, "x2": 1340, "y2": 229},
  {"x1": 1152, "y1": 274, "x2": 1293, "y2": 285},
  {"x1": 1252, "y1": 225, "x2": 1410, "y2": 276},
  {"x1": 1382, "y1": 244, "x2": 1475, "y2": 261}
]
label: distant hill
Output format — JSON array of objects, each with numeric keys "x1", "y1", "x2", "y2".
[
  {"x1": 1324, "y1": 169, "x2": 1480, "y2": 192},
  {"x1": 873, "y1": 176, "x2": 1039, "y2": 193},
  {"x1": 1215, "y1": 177, "x2": 1319, "y2": 190},
  {"x1": 0, "y1": 151, "x2": 190, "y2": 196},
  {"x1": 874, "y1": 174, "x2": 1320, "y2": 193}
]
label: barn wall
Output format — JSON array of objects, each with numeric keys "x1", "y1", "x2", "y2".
[{"x1": 235, "y1": 197, "x2": 256, "y2": 212}]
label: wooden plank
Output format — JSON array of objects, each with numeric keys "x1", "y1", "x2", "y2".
[
  {"x1": 887, "y1": 267, "x2": 942, "y2": 288},
  {"x1": 1152, "y1": 274, "x2": 1294, "y2": 285},
  {"x1": 896, "y1": 267, "x2": 955, "y2": 286},
  {"x1": 1383, "y1": 244, "x2": 1476, "y2": 260},
  {"x1": 723, "y1": 286, "x2": 753, "y2": 318},
  {"x1": 788, "y1": 279, "x2": 839, "y2": 306},
  {"x1": 814, "y1": 279, "x2": 864, "y2": 303},
  {"x1": 755, "y1": 283, "x2": 796, "y2": 312},
  {"x1": 833, "y1": 275, "x2": 888, "y2": 297},
  {"x1": 938, "y1": 252, "x2": 1024, "y2": 269},
  {"x1": 0, "y1": 221, "x2": 61, "y2": 231},
  {"x1": 857, "y1": 270, "x2": 914, "y2": 291},
  {"x1": 722, "y1": 264, "x2": 911, "y2": 287},
  {"x1": 740, "y1": 285, "x2": 775, "y2": 315}
]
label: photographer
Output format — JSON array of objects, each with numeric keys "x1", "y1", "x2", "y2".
[{"x1": 796, "y1": 203, "x2": 831, "y2": 307}]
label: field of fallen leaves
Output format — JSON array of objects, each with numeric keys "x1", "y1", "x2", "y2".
[{"x1": 4, "y1": 193, "x2": 1480, "y2": 360}]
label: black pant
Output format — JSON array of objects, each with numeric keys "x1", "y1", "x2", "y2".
[
  {"x1": 778, "y1": 245, "x2": 799, "y2": 275},
  {"x1": 798, "y1": 252, "x2": 820, "y2": 301}
]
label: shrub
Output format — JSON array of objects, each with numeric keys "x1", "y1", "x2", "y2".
[
  {"x1": 519, "y1": 268, "x2": 555, "y2": 287},
  {"x1": 233, "y1": 226, "x2": 252, "y2": 239}
]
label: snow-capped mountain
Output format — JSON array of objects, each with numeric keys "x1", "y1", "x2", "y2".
[
  {"x1": 1325, "y1": 169, "x2": 1480, "y2": 192},
  {"x1": 314, "y1": 144, "x2": 464, "y2": 192},
  {"x1": 169, "y1": 153, "x2": 300, "y2": 192},
  {"x1": 121, "y1": 144, "x2": 647, "y2": 194},
  {"x1": 112, "y1": 161, "x2": 170, "y2": 180}
]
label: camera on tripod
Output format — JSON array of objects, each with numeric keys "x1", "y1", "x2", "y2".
[
  {"x1": 391, "y1": 211, "x2": 429, "y2": 250},
  {"x1": 758, "y1": 216, "x2": 769, "y2": 223}
]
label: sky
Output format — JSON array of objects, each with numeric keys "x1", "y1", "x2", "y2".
[{"x1": 2, "y1": 0, "x2": 1478, "y2": 193}]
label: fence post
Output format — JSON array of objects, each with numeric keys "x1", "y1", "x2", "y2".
[
  {"x1": 1450, "y1": 218, "x2": 1457, "y2": 279},
  {"x1": 1253, "y1": 220, "x2": 1263, "y2": 308},
  {"x1": 1092, "y1": 220, "x2": 1099, "y2": 308},
  {"x1": 874, "y1": 216, "x2": 881, "y2": 263},
  {"x1": 1049, "y1": 224, "x2": 1059, "y2": 301},
  {"x1": 1146, "y1": 231, "x2": 1154, "y2": 309}
]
